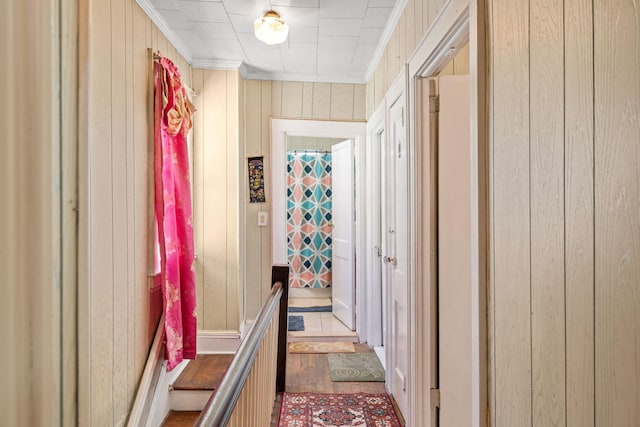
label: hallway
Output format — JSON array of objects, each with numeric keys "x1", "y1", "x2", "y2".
[{"x1": 270, "y1": 343, "x2": 403, "y2": 426}]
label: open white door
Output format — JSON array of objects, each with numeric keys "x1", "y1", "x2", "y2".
[
  {"x1": 386, "y1": 96, "x2": 409, "y2": 417},
  {"x1": 438, "y1": 74, "x2": 472, "y2": 426},
  {"x1": 331, "y1": 139, "x2": 355, "y2": 330}
]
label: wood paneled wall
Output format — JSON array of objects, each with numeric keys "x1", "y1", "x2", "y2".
[
  {"x1": 191, "y1": 69, "x2": 242, "y2": 332},
  {"x1": 488, "y1": 0, "x2": 640, "y2": 425},
  {"x1": 1, "y1": 0, "x2": 67, "y2": 424},
  {"x1": 241, "y1": 80, "x2": 366, "y2": 319},
  {"x1": 79, "y1": 0, "x2": 191, "y2": 424},
  {"x1": 366, "y1": 0, "x2": 451, "y2": 117}
]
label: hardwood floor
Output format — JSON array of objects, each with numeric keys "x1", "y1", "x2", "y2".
[{"x1": 270, "y1": 343, "x2": 388, "y2": 426}]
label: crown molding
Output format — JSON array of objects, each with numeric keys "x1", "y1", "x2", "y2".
[
  {"x1": 364, "y1": 0, "x2": 408, "y2": 83},
  {"x1": 135, "y1": 0, "x2": 193, "y2": 63},
  {"x1": 241, "y1": 70, "x2": 367, "y2": 84},
  {"x1": 191, "y1": 58, "x2": 244, "y2": 70}
]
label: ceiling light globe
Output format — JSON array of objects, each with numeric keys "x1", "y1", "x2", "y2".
[{"x1": 254, "y1": 10, "x2": 289, "y2": 45}]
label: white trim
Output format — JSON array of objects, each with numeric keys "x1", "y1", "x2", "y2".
[
  {"x1": 134, "y1": 0, "x2": 193, "y2": 63},
  {"x1": 127, "y1": 317, "x2": 166, "y2": 427},
  {"x1": 405, "y1": 0, "x2": 487, "y2": 426},
  {"x1": 271, "y1": 119, "x2": 367, "y2": 335},
  {"x1": 191, "y1": 58, "x2": 244, "y2": 70},
  {"x1": 364, "y1": 0, "x2": 410, "y2": 82},
  {"x1": 196, "y1": 332, "x2": 242, "y2": 354},
  {"x1": 145, "y1": 359, "x2": 190, "y2": 427},
  {"x1": 242, "y1": 69, "x2": 367, "y2": 84},
  {"x1": 364, "y1": 102, "x2": 386, "y2": 347}
]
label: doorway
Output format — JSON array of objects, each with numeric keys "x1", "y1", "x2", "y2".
[{"x1": 271, "y1": 119, "x2": 367, "y2": 338}]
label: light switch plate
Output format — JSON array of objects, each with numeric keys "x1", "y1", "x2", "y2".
[{"x1": 258, "y1": 211, "x2": 268, "y2": 227}]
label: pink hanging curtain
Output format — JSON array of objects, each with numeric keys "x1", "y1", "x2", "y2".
[{"x1": 153, "y1": 55, "x2": 197, "y2": 371}]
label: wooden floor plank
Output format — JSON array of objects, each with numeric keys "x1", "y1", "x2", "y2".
[
  {"x1": 172, "y1": 354, "x2": 234, "y2": 391},
  {"x1": 161, "y1": 410, "x2": 200, "y2": 427}
]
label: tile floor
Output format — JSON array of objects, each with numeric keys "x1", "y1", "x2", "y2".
[{"x1": 287, "y1": 299, "x2": 358, "y2": 342}]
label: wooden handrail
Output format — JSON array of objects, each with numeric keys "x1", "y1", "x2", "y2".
[{"x1": 194, "y1": 265, "x2": 289, "y2": 426}]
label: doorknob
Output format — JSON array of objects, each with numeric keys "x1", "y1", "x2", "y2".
[{"x1": 383, "y1": 256, "x2": 397, "y2": 266}]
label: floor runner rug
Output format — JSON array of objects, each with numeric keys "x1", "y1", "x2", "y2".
[
  {"x1": 327, "y1": 353, "x2": 385, "y2": 382},
  {"x1": 288, "y1": 315, "x2": 305, "y2": 332},
  {"x1": 289, "y1": 341, "x2": 356, "y2": 354},
  {"x1": 278, "y1": 392, "x2": 402, "y2": 426}
]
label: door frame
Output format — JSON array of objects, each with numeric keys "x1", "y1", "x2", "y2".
[
  {"x1": 365, "y1": 102, "x2": 386, "y2": 347},
  {"x1": 406, "y1": 0, "x2": 488, "y2": 426},
  {"x1": 271, "y1": 119, "x2": 367, "y2": 330}
]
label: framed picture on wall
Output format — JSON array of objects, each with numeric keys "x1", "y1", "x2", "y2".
[{"x1": 248, "y1": 156, "x2": 266, "y2": 203}]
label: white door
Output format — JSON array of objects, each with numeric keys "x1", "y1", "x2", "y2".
[
  {"x1": 386, "y1": 96, "x2": 409, "y2": 417},
  {"x1": 331, "y1": 139, "x2": 355, "y2": 330},
  {"x1": 438, "y1": 74, "x2": 472, "y2": 426}
]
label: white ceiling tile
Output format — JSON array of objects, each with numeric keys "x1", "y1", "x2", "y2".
[
  {"x1": 158, "y1": 10, "x2": 192, "y2": 30},
  {"x1": 358, "y1": 27, "x2": 383, "y2": 43},
  {"x1": 368, "y1": 0, "x2": 397, "y2": 6},
  {"x1": 271, "y1": 0, "x2": 319, "y2": 7},
  {"x1": 287, "y1": 26, "x2": 318, "y2": 43},
  {"x1": 244, "y1": 48, "x2": 285, "y2": 72},
  {"x1": 144, "y1": 0, "x2": 399, "y2": 82},
  {"x1": 318, "y1": 18, "x2": 362, "y2": 36},
  {"x1": 280, "y1": 42, "x2": 317, "y2": 57},
  {"x1": 194, "y1": 21, "x2": 237, "y2": 39},
  {"x1": 282, "y1": 55, "x2": 316, "y2": 73},
  {"x1": 228, "y1": 13, "x2": 256, "y2": 33},
  {"x1": 363, "y1": 7, "x2": 393, "y2": 28},
  {"x1": 206, "y1": 39, "x2": 245, "y2": 60},
  {"x1": 317, "y1": 35, "x2": 358, "y2": 51},
  {"x1": 221, "y1": 0, "x2": 263, "y2": 15},
  {"x1": 319, "y1": 0, "x2": 367, "y2": 18},
  {"x1": 273, "y1": 6, "x2": 319, "y2": 27},
  {"x1": 179, "y1": 1, "x2": 228, "y2": 22}
]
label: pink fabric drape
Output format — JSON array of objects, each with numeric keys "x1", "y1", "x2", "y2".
[{"x1": 153, "y1": 56, "x2": 197, "y2": 371}]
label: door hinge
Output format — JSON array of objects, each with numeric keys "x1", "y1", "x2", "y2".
[
  {"x1": 429, "y1": 95, "x2": 439, "y2": 113},
  {"x1": 430, "y1": 388, "x2": 441, "y2": 409},
  {"x1": 397, "y1": 142, "x2": 402, "y2": 159},
  {"x1": 401, "y1": 107, "x2": 405, "y2": 127}
]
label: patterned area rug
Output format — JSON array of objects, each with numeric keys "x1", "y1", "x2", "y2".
[
  {"x1": 289, "y1": 341, "x2": 356, "y2": 354},
  {"x1": 327, "y1": 353, "x2": 385, "y2": 382},
  {"x1": 289, "y1": 315, "x2": 305, "y2": 332},
  {"x1": 278, "y1": 392, "x2": 402, "y2": 426}
]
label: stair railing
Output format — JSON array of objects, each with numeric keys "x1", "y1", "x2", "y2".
[{"x1": 194, "y1": 265, "x2": 289, "y2": 427}]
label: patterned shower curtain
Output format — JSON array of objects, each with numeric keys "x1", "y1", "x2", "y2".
[
  {"x1": 287, "y1": 152, "x2": 333, "y2": 288},
  {"x1": 153, "y1": 55, "x2": 197, "y2": 371}
]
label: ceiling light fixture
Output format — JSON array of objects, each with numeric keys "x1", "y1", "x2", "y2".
[{"x1": 254, "y1": 10, "x2": 289, "y2": 45}]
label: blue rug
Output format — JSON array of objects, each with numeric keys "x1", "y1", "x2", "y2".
[
  {"x1": 288, "y1": 315, "x2": 305, "y2": 332},
  {"x1": 289, "y1": 305, "x2": 332, "y2": 313}
]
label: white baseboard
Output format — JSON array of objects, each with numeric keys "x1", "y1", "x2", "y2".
[
  {"x1": 145, "y1": 359, "x2": 190, "y2": 427},
  {"x1": 127, "y1": 316, "x2": 165, "y2": 427},
  {"x1": 289, "y1": 288, "x2": 332, "y2": 299}
]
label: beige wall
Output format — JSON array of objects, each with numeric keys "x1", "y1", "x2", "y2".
[
  {"x1": 366, "y1": 0, "x2": 452, "y2": 117},
  {"x1": 241, "y1": 80, "x2": 366, "y2": 319},
  {"x1": 367, "y1": 0, "x2": 639, "y2": 424},
  {"x1": 488, "y1": 0, "x2": 640, "y2": 425},
  {"x1": 191, "y1": 68, "x2": 242, "y2": 331},
  {"x1": 79, "y1": 0, "x2": 191, "y2": 424},
  {"x1": 1, "y1": 0, "x2": 69, "y2": 424}
]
